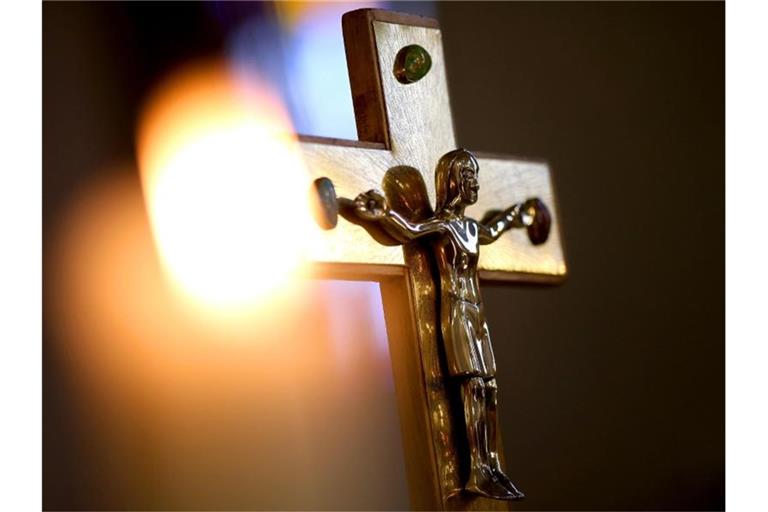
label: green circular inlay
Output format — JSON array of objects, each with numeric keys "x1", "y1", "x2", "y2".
[{"x1": 394, "y1": 44, "x2": 432, "y2": 84}]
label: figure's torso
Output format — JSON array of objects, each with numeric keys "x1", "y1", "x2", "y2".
[{"x1": 433, "y1": 216, "x2": 483, "y2": 304}]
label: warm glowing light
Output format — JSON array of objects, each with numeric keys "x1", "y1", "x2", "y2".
[
  {"x1": 138, "y1": 62, "x2": 315, "y2": 312},
  {"x1": 48, "y1": 175, "x2": 405, "y2": 508}
]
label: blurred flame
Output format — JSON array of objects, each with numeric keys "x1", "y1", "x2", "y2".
[
  {"x1": 137, "y1": 62, "x2": 315, "y2": 314},
  {"x1": 47, "y1": 55, "x2": 408, "y2": 509},
  {"x1": 47, "y1": 173, "x2": 406, "y2": 508}
]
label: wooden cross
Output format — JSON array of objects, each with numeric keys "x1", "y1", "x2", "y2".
[{"x1": 297, "y1": 9, "x2": 566, "y2": 511}]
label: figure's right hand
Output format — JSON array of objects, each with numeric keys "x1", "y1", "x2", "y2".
[{"x1": 354, "y1": 189, "x2": 389, "y2": 221}]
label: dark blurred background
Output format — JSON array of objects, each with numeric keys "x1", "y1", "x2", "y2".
[{"x1": 44, "y1": 1, "x2": 724, "y2": 510}]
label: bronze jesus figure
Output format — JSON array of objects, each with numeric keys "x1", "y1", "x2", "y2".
[{"x1": 312, "y1": 148, "x2": 550, "y2": 501}]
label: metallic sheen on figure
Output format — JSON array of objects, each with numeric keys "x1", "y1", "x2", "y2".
[{"x1": 316, "y1": 148, "x2": 551, "y2": 500}]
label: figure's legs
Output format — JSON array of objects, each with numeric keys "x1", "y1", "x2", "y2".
[
  {"x1": 450, "y1": 303, "x2": 522, "y2": 500},
  {"x1": 461, "y1": 377, "x2": 516, "y2": 500},
  {"x1": 485, "y1": 378, "x2": 525, "y2": 499}
]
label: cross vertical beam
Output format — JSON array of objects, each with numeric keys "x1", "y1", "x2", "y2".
[{"x1": 297, "y1": 9, "x2": 567, "y2": 510}]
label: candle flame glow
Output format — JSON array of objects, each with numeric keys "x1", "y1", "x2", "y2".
[{"x1": 138, "y1": 62, "x2": 315, "y2": 313}]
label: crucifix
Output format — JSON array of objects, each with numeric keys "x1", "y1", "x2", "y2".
[{"x1": 298, "y1": 9, "x2": 566, "y2": 511}]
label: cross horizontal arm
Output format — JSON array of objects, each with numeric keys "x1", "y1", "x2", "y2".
[
  {"x1": 469, "y1": 155, "x2": 566, "y2": 282},
  {"x1": 297, "y1": 10, "x2": 566, "y2": 284}
]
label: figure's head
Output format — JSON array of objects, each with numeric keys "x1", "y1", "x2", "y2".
[{"x1": 435, "y1": 148, "x2": 479, "y2": 212}]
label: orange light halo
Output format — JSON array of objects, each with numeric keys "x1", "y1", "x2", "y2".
[{"x1": 137, "y1": 62, "x2": 317, "y2": 315}]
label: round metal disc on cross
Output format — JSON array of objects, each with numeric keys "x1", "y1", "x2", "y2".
[
  {"x1": 310, "y1": 177, "x2": 340, "y2": 230},
  {"x1": 522, "y1": 198, "x2": 552, "y2": 245}
]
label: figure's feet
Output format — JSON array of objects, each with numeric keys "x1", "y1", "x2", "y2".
[
  {"x1": 489, "y1": 457, "x2": 525, "y2": 499},
  {"x1": 466, "y1": 465, "x2": 520, "y2": 500},
  {"x1": 491, "y1": 469, "x2": 525, "y2": 499}
]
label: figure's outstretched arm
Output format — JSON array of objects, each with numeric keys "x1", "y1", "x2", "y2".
[
  {"x1": 478, "y1": 204, "x2": 526, "y2": 245},
  {"x1": 354, "y1": 190, "x2": 444, "y2": 243}
]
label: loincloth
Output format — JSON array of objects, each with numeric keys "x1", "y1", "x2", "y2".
[{"x1": 443, "y1": 297, "x2": 496, "y2": 378}]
